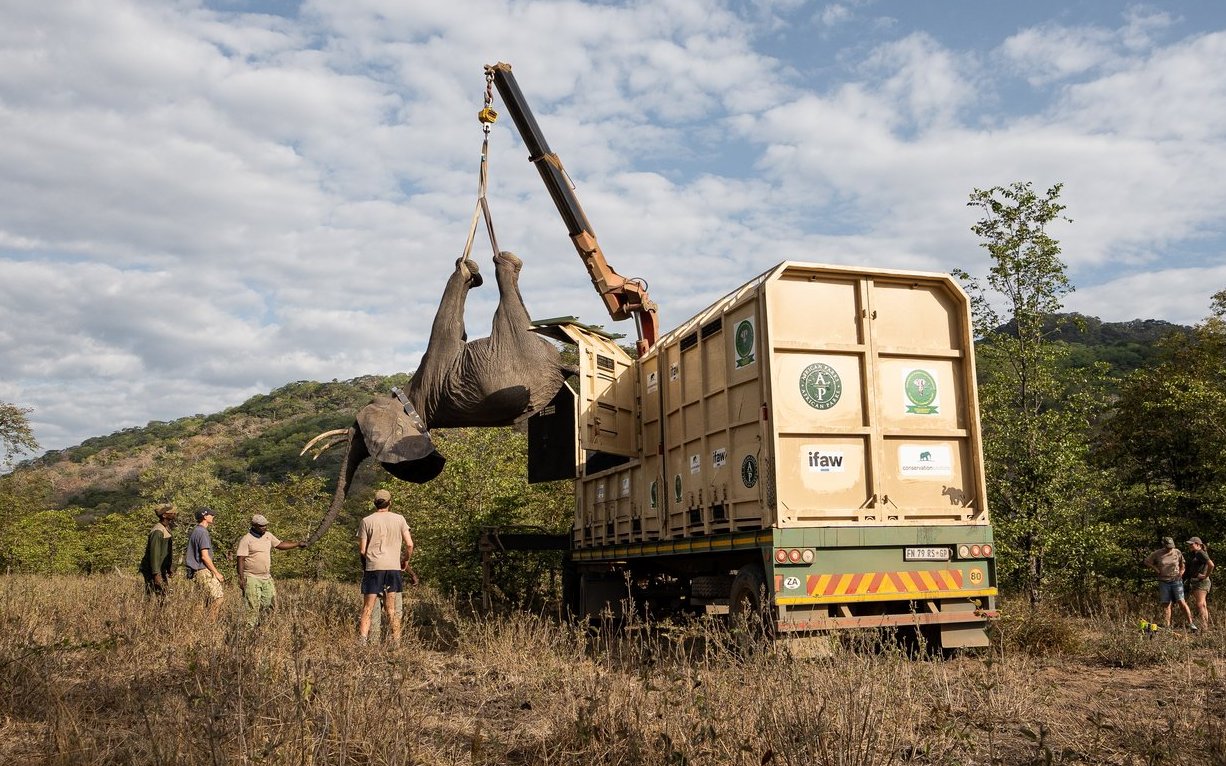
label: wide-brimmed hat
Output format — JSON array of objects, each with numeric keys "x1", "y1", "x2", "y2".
[
  {"x1": 1162, "y1": 536, "x2": 1176, "y2": 548},
  {"x1": 154, "y1": 503, "x2": 177, "y2": 519}
]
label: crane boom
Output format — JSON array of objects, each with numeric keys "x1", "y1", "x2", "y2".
[{"x1": 486, "y1": 62, "x2": 659, "y2": 353}]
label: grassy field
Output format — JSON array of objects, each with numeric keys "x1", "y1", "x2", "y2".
[{"x1": 2, "y1": 576, "x2": 1225, "y2": 765}]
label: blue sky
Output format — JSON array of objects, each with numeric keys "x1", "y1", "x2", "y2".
[{"x1": 3, "y1": 0, "x2": 1226, "y2": 454}]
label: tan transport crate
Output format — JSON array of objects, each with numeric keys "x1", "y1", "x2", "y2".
[{"x1": 535, "y1": 261, "x2": 988, "y2": 550}]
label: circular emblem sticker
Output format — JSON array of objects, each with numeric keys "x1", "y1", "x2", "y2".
[
  {"x1": 673, "y1": 474, "x2": 683, "y2": 503},
  {"x1": 650, "y1": 480, "x2": 658, "y2": 509},
  {"x1": 968, "y1": 568, "x2": 984, "y2": 586},
  {"x1": 905, "y1": 369, "x2": 938, "y2": 414},
  {"x1": 734, "y1": 319, "x2": 756, "y2": 368},
  {"x1": 799, "y1": 363, "x2": 843, "y2": 410},
  {"x1": 741, "y1": 454, "x2": 759, "y2": 488}
]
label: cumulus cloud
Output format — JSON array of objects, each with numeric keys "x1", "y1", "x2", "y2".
[{"x1": 2, "y1": 0, "x2": 1225, "y2": 452}]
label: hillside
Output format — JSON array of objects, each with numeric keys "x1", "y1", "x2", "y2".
[{"x1": 22, "y1": 374, "x2": 411, "y2": 516}]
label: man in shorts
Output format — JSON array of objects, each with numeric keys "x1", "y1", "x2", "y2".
[
  {"x1": 236, "y1": 513, "x2": 306, "y2": 627},
  {"x1": 1144, "y1": 536, "x2": 1197, "y2": 631},
  {"x1": 186, "y1": 507, "x2": 226, "y2": 617},
  {"x1": 357, "y1": 489, "x2": 413, "y2": 644},
  {"x1": 1184, "y1": 536, "x2": 1215, "y2": 631}
]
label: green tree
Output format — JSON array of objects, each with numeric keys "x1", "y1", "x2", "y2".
[
  {"x1": 389, "y1": 427, "x2": 572, "y2": 599},
  {"x1": 1098, "y1": 293, "x2": 1226, "y2": 556},
  {"x1": 0, "y1": 402, "x2": 39, "y2": 467},
  {"x1": 0, "y1": 509, "x2": 86, "y2": 574},
  {"x1": 955, "y1": 181, "x2": 1105, "y2": 606}
]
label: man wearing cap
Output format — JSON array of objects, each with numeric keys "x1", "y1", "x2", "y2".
[
  {"x1": 139, "y1": 503, "x2": 177, "y2": 599},
  {"x1": 1184, "y1": 537, "x2": 1215, "y2": 631},
  {"x1": 1144, "y1": 536, "x2": 1197, "y2": 631},
  {"x1": 236, "y1": 514, "x2": 306, "y2": 628},
  {"x1": 356, "y1": 488, "x2": 414, "y2": 644},
  {"x1": 186, "y1": 507, "x2": 226, "y2": 616}
]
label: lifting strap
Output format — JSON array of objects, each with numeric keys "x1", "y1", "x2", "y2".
[{"x1": 462, "y1": 70, "x2": 501, "y2": 261}]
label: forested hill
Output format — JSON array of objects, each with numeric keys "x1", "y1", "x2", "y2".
[
  {"x1": 23, "y1": 374, "x2": 412, "y2": 516},
  {"x1": 995, "y1": 312, "x2": 1189, "y2": 373}
]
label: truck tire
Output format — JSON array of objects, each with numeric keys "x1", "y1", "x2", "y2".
[{"x1": 728, "y1": 564, "x2": 771, "y2": 643}]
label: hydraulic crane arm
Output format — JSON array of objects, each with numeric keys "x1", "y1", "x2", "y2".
[{"x1": 486, "y1": 62, "x2": 659, "y2": 353}]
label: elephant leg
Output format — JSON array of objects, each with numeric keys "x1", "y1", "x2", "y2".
[
  {"x1": 409, "y1": 258, "x2": 483, "y2": 413},
  {"x1": 490, "y1": 251, "x2": 530, "y2": 341}
]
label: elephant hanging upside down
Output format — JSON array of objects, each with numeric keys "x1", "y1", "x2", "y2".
[{"x1": 301, "y1": 251, "x2": 572, "y2": 545}]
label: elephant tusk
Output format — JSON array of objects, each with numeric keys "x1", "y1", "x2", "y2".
[
  {"x1": 300, "y1": 428, "x2": 352, "y2": 457},
  {"x1": 307, "y1": 435, "x2": 352, "y2": 460}
]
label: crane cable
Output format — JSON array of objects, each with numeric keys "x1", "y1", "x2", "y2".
[{"x1": 461, "y1": 68, "x2": 501, "y2": 262}]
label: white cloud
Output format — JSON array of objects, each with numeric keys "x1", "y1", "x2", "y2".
[{"x1": 2, "y1": 0, "x2": 1226, "y2": 453}]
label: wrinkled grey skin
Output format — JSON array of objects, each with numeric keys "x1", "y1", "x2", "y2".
[{"x1": 305, "y1": 251, "x2": 571, "y2": 545}]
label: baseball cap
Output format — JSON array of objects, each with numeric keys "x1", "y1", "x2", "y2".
[
  {"x1": 251, "y1": 514, "x2": 269, "y2": 526},
  {"x1": 1162, "y1": 536, "x2": 1176, "y2": 548},
  {"x1": 1186, "y1": 536, "x2": 1204, "y2": 545},
  {"x1": 374, "y1": 489, "x2": 392, "y2": 503},
  {"x1": 195, "y1": 507, "x2": 218, "y2": 522}
]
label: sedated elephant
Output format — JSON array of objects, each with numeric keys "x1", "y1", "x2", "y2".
[{"x1": 301, "y1": 251, "x2": 573, "y2": 545}]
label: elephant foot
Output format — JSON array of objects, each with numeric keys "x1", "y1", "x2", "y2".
[
  {"x1": 456, "y1": 257, "x2": 483, "y2": 288},
  {"x1": 494, "y1": 251, "x2": 522, "y2": 274}
]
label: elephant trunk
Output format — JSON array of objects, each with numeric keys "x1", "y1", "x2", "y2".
[{"x1": 305, "y1": 425, "x2": 370, "y2": 547}]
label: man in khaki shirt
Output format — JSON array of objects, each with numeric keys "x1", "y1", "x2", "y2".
[
  {"x1": 357, "y1": 489, "x2": 414, "y2": 644},
  {"x1": 1144, "y1": 536, "x2": 1197, "y2": 631},
  {"x1": 236, "y1": 513, "x2": 306, "y2": 628}
]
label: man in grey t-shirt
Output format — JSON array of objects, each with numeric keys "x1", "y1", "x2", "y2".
[
  {"x1": 356, "y1": 489, "x2": 413, "y2": 644},
  {"x1": 186, "y1": 508, "x2": 226, "y2": 617}
]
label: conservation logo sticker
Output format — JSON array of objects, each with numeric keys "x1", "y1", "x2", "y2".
[
  {"x1": 647, "y1": 370, "x2": 658, "y2": 393},
  {"x1": 650, "y1": 480, "x2": 658, "y2": 509},
  {"x1": 734, "y1": 318, "x2": 756, "y2": 368},
  {"x1": 904, "y1": 369, "x2": 939, "y2": 415},
  {"x1": 621, "y1": 476, "x2": 631, "y2": 497},
  {"x1": 898, "y1": 444, "x2": 953, "y2": 477},
  {"x1": 741, "y1": 455, "x2": 759, "y2": 488},
  {"x1": 673, "y1": 474, "x2": 683, "y2": 503},
  {"x1": 799, "y1": 362, "x2": 842, "y2": 410},
  {"x1": 689, "y1": 454, "x2": 701, "y2": 474},
  {"x1": 803, "y1": 447, "x2": 847, "y2": 473}
]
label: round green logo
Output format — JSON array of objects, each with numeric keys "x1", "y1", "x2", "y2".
[
  {"x1": 904, "y1": 369, "x2": 938, "y2": 414},
  {"x1": 734, "y1": 319, "x2": 756, "y2": 368},
  {"x1": 673, "y1": 474, "x2": 683, "y2": 503},
  {"x1": 741, "y1": 455, "x2": 758, "y2": 488},
  {"x1": 735, "y1": 320, "x2": 754, "y2": 356},
  {"x1": 799, "y1": 362, "x2": 842, "y2": 410}
]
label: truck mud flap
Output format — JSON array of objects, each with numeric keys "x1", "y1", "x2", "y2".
[{"x1": 937, "y1": 600, "x2": 990, "y2": 649}]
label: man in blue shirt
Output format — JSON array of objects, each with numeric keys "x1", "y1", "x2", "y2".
[{"x1": 186, "y1": 507, "x2": 226, "y2": 617}]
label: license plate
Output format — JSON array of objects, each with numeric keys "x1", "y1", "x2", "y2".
[{"x1": 905, "y1": 546, "x2": 951, "y2": 561}]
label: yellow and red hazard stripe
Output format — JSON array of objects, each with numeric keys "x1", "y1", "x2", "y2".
[{"x1": 775, "y1": 568, "x2": 995, "y2": 605}]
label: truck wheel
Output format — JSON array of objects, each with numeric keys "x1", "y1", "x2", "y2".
[{"x1": 728, "y1": 564, "x2": 771, "y2": 645}]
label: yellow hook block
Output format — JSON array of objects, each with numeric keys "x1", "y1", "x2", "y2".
[{"x1": 478, "y1": 106, "x2": 498, "y2": 124}]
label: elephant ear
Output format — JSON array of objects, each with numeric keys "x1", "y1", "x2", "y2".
[{"x1": 357, "y1": 395, "x2": 447, "y2": 483}]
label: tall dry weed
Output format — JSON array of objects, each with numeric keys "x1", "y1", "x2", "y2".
[{"x1": 2, "y1": 576, "x2": 1225, "y2": 765}]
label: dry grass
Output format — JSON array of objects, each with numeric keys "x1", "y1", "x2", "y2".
[{"x1": 3, "y1": 576, "x2": 1226, "y2": 766}]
